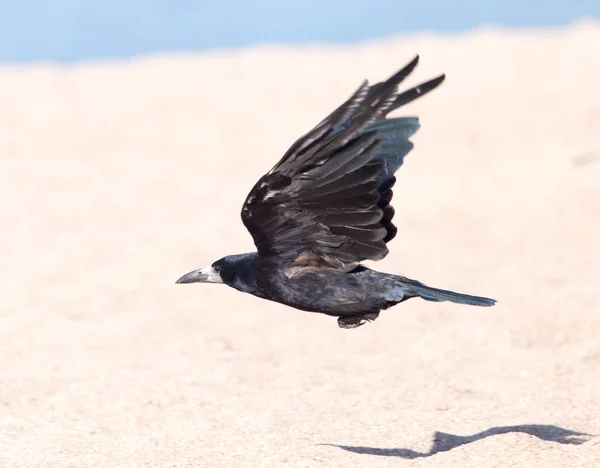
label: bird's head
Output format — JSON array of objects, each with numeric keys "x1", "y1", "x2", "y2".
[{"x1": 175, "y1": 253, "x2": 257, "y2": 288}]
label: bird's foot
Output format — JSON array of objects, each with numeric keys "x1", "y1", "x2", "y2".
[{"x1": 337, "y1": 312, "x2": 380, "y2": 329}]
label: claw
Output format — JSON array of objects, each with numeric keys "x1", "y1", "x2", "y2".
[{"x1": 337, "y1": 312, "x2": 380, "y2": 329}]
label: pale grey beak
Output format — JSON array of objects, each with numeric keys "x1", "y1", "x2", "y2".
[{"x1": 175, "y1": 266, "x2": 223, "y2": 284}]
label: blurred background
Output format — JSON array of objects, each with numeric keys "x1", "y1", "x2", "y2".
[
  {"x1": 2, "y1": 2, "x2": 600, "y2": 466},
  {"x1": 0, "y1": 0, "x2": 599, "y2": 62}
]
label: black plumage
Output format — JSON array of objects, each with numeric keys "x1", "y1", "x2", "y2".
[{"x1": 176, "y1": 55, "x2": 496, "y2": 328}]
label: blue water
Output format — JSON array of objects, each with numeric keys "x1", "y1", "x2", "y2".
[{"x1": 1, "y1": 0, "x2": 598, "y2": 63}]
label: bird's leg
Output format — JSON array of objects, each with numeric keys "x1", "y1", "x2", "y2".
[{"x1": 337, "y1": 312, "x2": 380, "y2": 329}]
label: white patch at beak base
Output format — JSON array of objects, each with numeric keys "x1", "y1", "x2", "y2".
[{"x1": 200, "y1": 266, "x2": 224, "y2": 284}]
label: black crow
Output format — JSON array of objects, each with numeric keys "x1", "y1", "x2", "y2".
[{"x1": 176, "y1": 55, "x2": 496, "y2": 328}]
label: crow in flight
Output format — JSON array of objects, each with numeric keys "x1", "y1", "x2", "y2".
[{"x1": 176, "y1": 55, "x2": 496, "y2": 328}]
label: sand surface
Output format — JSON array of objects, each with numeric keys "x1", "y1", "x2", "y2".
[{"x1": 1, "y1": 21, "x2": 600, "y2": 467}]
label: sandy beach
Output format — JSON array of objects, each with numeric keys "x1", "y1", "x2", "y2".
[{"x1": 1, "y1": 21, "x2": 599, "y2": 467}]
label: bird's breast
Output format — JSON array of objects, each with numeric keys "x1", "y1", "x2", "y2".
[{"x1": 259, "y1": 268, "x2": 383, "y2": 316}]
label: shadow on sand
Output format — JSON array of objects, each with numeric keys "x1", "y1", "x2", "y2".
[{"x1": 324, "y1": 424, "x2": 593, "y2": 459}]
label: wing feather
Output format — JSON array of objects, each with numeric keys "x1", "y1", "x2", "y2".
[{"x1": 241, "y1": 56, "x2": 446, "y2": 272}]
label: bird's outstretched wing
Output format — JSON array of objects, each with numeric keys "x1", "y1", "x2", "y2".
[{"x1": 241, "y1": 56, "x2": 445, "y2": 273}]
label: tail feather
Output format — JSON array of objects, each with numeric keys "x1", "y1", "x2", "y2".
[{"x1": 403, "y1": 282, "x2": 496, "y2": 307}]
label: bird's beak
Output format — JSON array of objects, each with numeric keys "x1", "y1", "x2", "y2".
[{"x1": 175, "y1": 266, "x2": 223, "y2": 284}]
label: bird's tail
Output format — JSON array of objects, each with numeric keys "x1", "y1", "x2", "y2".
[{"x1": 401, "y1": 280, "x2": 496, "y2": 307}]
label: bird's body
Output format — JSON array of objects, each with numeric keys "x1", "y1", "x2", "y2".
[
  {"x1": 190, "y1": 252, "x2": 495, "y2": 328},
  {"x1": 177, "y1": 55, "x2": 496, "y2": 328}
]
